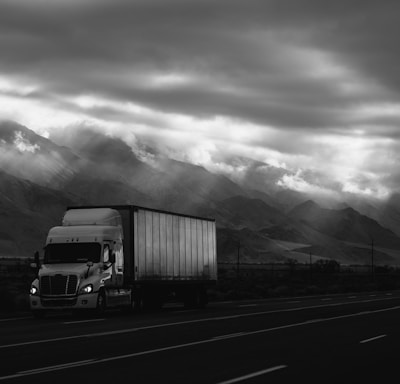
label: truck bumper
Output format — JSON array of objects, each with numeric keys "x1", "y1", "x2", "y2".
[{"x1": 30, "y1": 292, "x2": 99, "y2": 310}]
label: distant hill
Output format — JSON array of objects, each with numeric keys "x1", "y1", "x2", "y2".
[
  {"x1": 289, "y1": 200, "x2": 400, "y2": 250},
  {"x1": 2, "y1": 121, "x2": 400, "y2": 266},
  {"x1": 51, "y1": 126, "x2": 247, "y2": 212},
  {"x1": 217, "y1": 227, "x2": 289, "y2": 263},
  {"x1": 0, "y1": 170, "x2": 76, "y2": 256},
  {"x1": 378, "y1": 193, "x2": 400, "y2": 237},
  {"x1": 215, "y1": 196, "x2": 288, "y2": 229},
  {"x1": 0, "y1": 120, "x2": 81, "y2": 188}
]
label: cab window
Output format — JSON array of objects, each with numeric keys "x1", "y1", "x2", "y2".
[{"x1": 103, "y1": 244, "x2": 110, "y2": 263}]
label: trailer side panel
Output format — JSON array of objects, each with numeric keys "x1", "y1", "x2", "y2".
[{"x1": 134, "y1": 208, "x2": 216, "y2": 281}]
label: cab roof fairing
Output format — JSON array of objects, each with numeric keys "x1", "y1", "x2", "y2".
[
  {"x1": 62, "y1": 208, "x2": 122, "y2": 227},
  {"x1": 46, "y1": 225, "x2": 123, "y2": 245}
]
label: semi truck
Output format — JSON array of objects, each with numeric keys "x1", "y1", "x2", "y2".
[{"x1": 29, "y1": 205, "x2": 217, "y2": 318}]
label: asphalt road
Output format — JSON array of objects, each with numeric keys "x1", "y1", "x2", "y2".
[{"x1": 1, "y1": 291, "x2": 400, "y2": 383}]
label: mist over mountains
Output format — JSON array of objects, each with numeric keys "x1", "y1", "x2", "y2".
[{"x1": 2, "y1": 120, "x2": 400, "y2": 266}]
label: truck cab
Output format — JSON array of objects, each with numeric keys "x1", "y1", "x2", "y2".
[{"x1": 29, "y1": 208, "x2": 127, "y2": 317}]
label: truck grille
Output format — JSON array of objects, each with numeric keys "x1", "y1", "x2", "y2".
[
  {"x1": 40, "y1": 275, "x2": 78, "y2": 296},
  {"x1": 41, "y1": 298, "x2": 77, "y2": 307}
]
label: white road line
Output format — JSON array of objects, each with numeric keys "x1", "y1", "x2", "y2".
[
  {"x1": 238, "y1": 304, "x2": 258, "y2": 308},
  {"x1": 0, "y1": 308, "x2": 399, "y2": 380},
  {"x1": 304, "y1": 318, "x2": 323, "y2": 324},
  {"x1": 174, "y1": 309, "x2": 198, "y2": 314},
  {"x1": 360, "y1": 334, "x2": 387, "y2": 344},
  {"x1": 215, "y1": 365, "x2": 287, "y2": 384},
  {"x1": 369, "y1": 294, "x2": 377, "y2": 297},
  {"x1": 1, "y1": 296, "x2": 399, "y2": 350},
  {"x1": 386, "y1": 293, "x2": 393, "y2": 296},
  {"x1": 348, "y1": 296, "x2": 357, "y2": 299},
  {"x1": 20, "y1": 359, "x2": 96, "y2": 374},
  {"x1": 0, "y1": 360, "x2": 96, "y2": 381},
  {"x1": 288, "y1": 301, "x2": 301, "y2": 304},
  {"x1": 63, "y1": 319, "x2": 105, "y2": 325},
  {"x1": 321, "y1": 298, "x2": 332, "y2": 301},
  {"x1": 0, "y1": 316, "x2": 32, "y2": 323},
  {"x1": 213, "y1": 332, "x2": 247, "y2": 340}
]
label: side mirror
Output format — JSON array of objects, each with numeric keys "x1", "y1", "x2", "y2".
[
  {"x1": 34, "y1": 251, "x2": 40, "y2": 267},
  {"x1": 109, "y1": 252, "x2": 116, "y2": 264},
  {"x1": 85, "y1": 261, "x2": 94, "y2": 278}
]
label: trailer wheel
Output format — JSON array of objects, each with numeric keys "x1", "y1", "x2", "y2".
[
  {"x1": 198, "y1": 287, "x2": 208, "y2": 308},
  {"x1": 183, "y1": 288, "x2": 198, "y2": 309},
  {"x1": 183, "y1": 286, "x2": 208, "y2": 309}
]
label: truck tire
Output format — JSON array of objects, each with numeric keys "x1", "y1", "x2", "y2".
[
  {"x1": 133, "y1": 291, "x2": 144, "y2": 312},
  {"x1": 122, "y1": 290, "x2": 143, "y2": 314},
  {"x1": 183, "y1": 288, "x2": 198, "y2": 309},
  {"x1": 198, "y1": 287, "x2": 208, "y2": 308},
  {"x1": 143, "y1": 290, "x2": 163, "y2": 311},
  {"x1": 183, "y1": 286, "x2": 208, "y2": 309},
  {"x1": 95, "y1": 290, "x2": 106, "y2": 315}
]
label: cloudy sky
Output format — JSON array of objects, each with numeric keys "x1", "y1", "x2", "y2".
[{"x1": 1, "y1": 0, "x2": 400, "y2": 200}]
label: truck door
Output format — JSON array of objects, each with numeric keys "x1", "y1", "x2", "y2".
[
  {"x1": 114, "y1": 241, "x2": 124, "y2": 286},
  {"x1": 103, "y1": 244, "x2": 117, "y2": 286}
]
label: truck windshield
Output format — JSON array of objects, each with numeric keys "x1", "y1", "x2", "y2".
[{"x1": 44, "y1": 243, "x2": 101, "y2": 264}]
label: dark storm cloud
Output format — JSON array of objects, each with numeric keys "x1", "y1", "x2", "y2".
[
  {"x1": 3, "y1": 0, "x2": 396, "y2": 129},
  {"x1": 2, "y1": 0, "x2": 400, "y2": 198}
]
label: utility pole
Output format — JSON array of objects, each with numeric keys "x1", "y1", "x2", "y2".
[
  {"x1": 237, "y1": 240, "x2": 241, "y2": 279},
  {"x1": 371, "y1": 237, "x2": 374, "y2": 283},
  {"x1": 309, "y1": 251, "x2": 312, "y2": 282}
]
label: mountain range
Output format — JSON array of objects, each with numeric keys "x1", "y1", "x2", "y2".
[{"x1": 1, "y1": 120, "x2": 400, "y2": 266}]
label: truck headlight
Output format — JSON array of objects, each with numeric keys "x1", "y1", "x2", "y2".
[
  {"x1": 30, "y1": 286, "x2": 38, "y2": 296},
  {"x1": 80, "y1": 284, "x2": 93, "y2": 294}
]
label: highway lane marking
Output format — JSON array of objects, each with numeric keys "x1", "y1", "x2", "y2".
[
  {"x1": 215, "y1": 292, "x2": 396, "y2": 307},
  {"x1": 0, "y1": 316, "x2": 32, "y2": 323},
  {"x1": 304, "y1": 318, "x2": 323, "y2": 324},
  {"x1": 215, "y1": 365, "x2": 288, "y2": 384},
  {"x1": 238, "y1": 304, "x2": 258, "y2": 307},
  {"x1": 213, "y1": 332, "x2": 247, "y2": 340},
  {"x1": 20, "y1": 359, "x2": 96, "y2": 374},
  {"x1": 0, "y1": 360, "x2": 96, "y2": 381},
  {"x1": 174, "y1": 309, "x2": 198, "y2": 313},
  {"x1": 360, "y1": 334, "x2": 387, "y2": 344},
  {"x1": 0, "y1": 293, "x2": 396, "y2": 324},
  {"x1": 0, "y1": 342, "x2": 286, "y2": 381},
  {"x1": 1, "y1": 296, "x2": 400, "y2": 350},
  {"x1": 321, "y1": 298, "x2": 332, "y2": 301},
  {"x1": 0, "y1": 307, "x2": 399, "y2": 380},
  {"x1": 63, "y1": 319, "x2": 105, "y2": 325}
]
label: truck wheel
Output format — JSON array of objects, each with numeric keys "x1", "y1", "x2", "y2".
[
  {"x1": 122, "y1": 291, "x2": 142, "y2": 314},
  {"x1": 198, "y1": 287, "x2": 208, "y2": 308},
  {"x1": 183, "y1": 288, "x2": 198, "y2": 309},
  {"x1": 95, "y1": 290, "x2": 106, "y2": 315},
  {"x1": 32, "y1": 310, "x2": 46, "y2": 319},
  {"x1": 143, "y1": 291, "x2": 163, "y2": 311},
  {"x1": 184, "y1": 287, "x2": 208, "y2": 309},
  {"x1": 132, "y1": 292, "x2": 143, "y2": 313}
]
